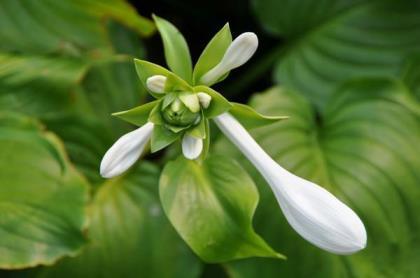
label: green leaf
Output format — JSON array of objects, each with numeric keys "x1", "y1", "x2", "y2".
[
  {"x1": 229, "y1": 102, "x2": 288, "y2": 129},
  {"x1": 134, "y1": 59, "x2": 192, "y2": 98},
  {"x1": 159, "y1": 155, "x2": 284, "y2": 263},
  {"x1": 193, "y1": 85, "x2": 232, "y2": 118},
  {"x1": 37, "y1": 162, "x2": 202, "y2": 278},
  {"x1": 193, "y1": 23, "x2": 232, "y2": 85},
  {"x1": 0, "y1": 113, "x2": 89, "y2": 269},
  {"x1": 151, "y1": 125, "x2": 181, "y2": 152},
  {"x1": 252, "y1": 0, "x2": 420, "y2": 109},
  {"x1": 152, "y1": 15, "x2": 193, "y2": 83},
  {"x1": 187, "y1": 114, "x2": 206, "y2": 139},
  {"x1": 112, "y1": 100, "x2": 159, "y2": 126},
  {"x1": 216, "y1": 82, "x2": 420, "y2": 277}
]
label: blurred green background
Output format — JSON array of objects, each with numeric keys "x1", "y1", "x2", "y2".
[{"x1": 0, "y1": 0, "x2": 419, "y2": 277}]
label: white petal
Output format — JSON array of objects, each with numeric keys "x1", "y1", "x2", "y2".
[
  {"x1": 100, "y1": 123, "x2": 154, "y2": 178},
  {"x1": 200, "y1": 32, "x2": 258, "y2": 85},
  {"x1": 197, "y1": 92, "x2": 212, "y2": 109},
  {"x1": 146, "y1": 75, "x2": 167, "y2": 93},
  {"x1": 182, "y1": 135, "x2": 203, "y2": 160},
  {"x1": 214, "y1": 113, "x2": 367, "y2": 255},
  {"x1": 179, "y1": 93, "x2": 200, "y2": 113}
]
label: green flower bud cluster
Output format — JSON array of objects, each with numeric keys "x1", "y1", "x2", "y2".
[{"x1": 162, "y1": 98, "x2": 200, "y2": 127}]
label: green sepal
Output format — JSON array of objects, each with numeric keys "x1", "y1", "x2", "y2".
[
  {"x1": 134, "y1": 59, "x2": 191, "y2": 99},
  {"x1": 200, "y1": 119, "x2": 210, "y2": 161},
  {"x1": 165, "y1": 123, "x2": 189, "y2": 134},
  {"x1": 229, "y1": 102, "x2": 288, "y2": 129},
  {"x1": 187, "y1": 113, "x2": 206, "y2": 139},
  {"x1": 151, "y1": 125, "x2": 181, "y2": 152},
  {"x1": 152, "y1": 15, "x2": 193, "y2": 83},
  {"x1": 161, "y1": 92, "x2": 177, "y2": 110},
  {"x1": 148, "y1": 102, "x2": 164, "y2": 125},
  {"x1": 159, "y1": 155, "x2": 285, "y2": 263},
  {"x1": 112, "y1": 100, "x2": 159, "y2": 126},
  {"x1": 193, "y1": 85, "x2": 232, "y2": 118},
  {"x1": 193, "y1": 23, "x2": 232, "y2": 85}
]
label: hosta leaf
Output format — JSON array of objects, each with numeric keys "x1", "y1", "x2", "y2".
[
  {"x1": 159, "y1": 155, "x2": 284, "y2": 263},
  {"x1": 252, "y1": 0, "x2": 420, "y2": 109},
  {"x1": 0, "y1": 113, "x2": 89, "y2": 269},
  {"x1": 216, "y1": 81, "x2": 420, "y2": 277},
  {"x1": 37, "y1": 162, "x2": 201, "y2": 278},
  {"x1": 153, "y1": 15, "x2": 193, "y2": 83}
]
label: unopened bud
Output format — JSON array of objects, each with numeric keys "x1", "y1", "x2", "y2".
[
  {"x1": 200, "y1": 33, "x2": 258, "y2": 85},
  {"x1": 197, "y1": 92, "x2": 212, "y2": 109},
  {"x1": 146, "y1": 75, "x2": 167, "y2": 93}
]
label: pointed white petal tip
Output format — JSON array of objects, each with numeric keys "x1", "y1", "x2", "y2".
[
  {"x1": 200, "y1": 32, "x2": 258, "y2": 85},
  {"x1": 197, "y1": 92, "x2": 212, "y2": 109},
  {"x1": 182, "y1": 135, "x2": 203, "y2": 160},
  {"x1": 146, "y1": 75, "x2": 167, "y2": 93},
  {"x1": 100, "y1": 123, "x2": 154, "y2": 178},
  {"x1": 214, "y1": 113, "x2": 367, "y2": 255}
]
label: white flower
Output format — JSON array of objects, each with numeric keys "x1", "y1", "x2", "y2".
[
  {"x1": 146, "y1": 75, "x2": 167, "y2": 93},
  {"x1": 213, "y1": 113, "x2": 367, "y2": 255},
  {"x1": 182, "y1": 134, "x2": 203, "y2": 160},
  {"x1": 197, "y1": 92, "x2": 212, "y2": 108},
  {"x1": 100, "y1": 123, "x2": 154, "y2": 178},
  {"x1": 200, "y1": 32, "x2": 258, "y2": 85}
]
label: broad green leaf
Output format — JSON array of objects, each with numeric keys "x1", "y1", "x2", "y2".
[
  {"x1": 193, "y1": 85, "x2": 232, "y2": 118},
  {"x1": 229, "y1": 102, "x2": 288, "y2": 129},
  {"x1": 153, "y1": 15, "x2": 193, "y2": 83},
  {"x1": 252, "y1": 0, "x2": 420, "y2": 109},
  {"x1": 0, "y1": 0, "x2": 153, "y2": 56},
  {"x1": 37, "y1": 162, "x2": 202, "y2": 278},
  {"x1": 216, "y1": 82, "x2": 420, "y2": 277},
  {"x1": 193, "y1": 23, "x2": 232, "y2": 85},
  {"x1": 401, "y1": 54, "x2": 420, "y2": 102},
  {"x1": 159, "y1": 155, "x2": 284, "y2": 263},
  {"x1": 134, "y1": 59, "x2": 192, "y2": 98},
  {"x1": 151, "y1": 125, "x2": 181, "y2": 152},
  {"x1": 113, "y1": 100, "x2": 159, "y2": 126},
  {"x1": 0, "y1": 113, "x2": 89, "y2": 269}
]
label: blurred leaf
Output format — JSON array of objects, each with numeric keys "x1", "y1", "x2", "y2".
[
  {"x1": 37, "y1": 162, "x2": 202, "y2": 278},
  {"x1": 0, "y1": 113, "x2": 89, "y2": 269},
  {"x1": 159, "y1": 155, "x2": 284, "y2": 263},
  {"x1": 216, "y1": 81, "x2": 420, "y2": 277},
  {"x1": 401, "y1": 54, "x2": 420, "y2": 101},
  {"x1": 252, "y1": 0, "x2": 420, "y2": 109},
  {"x1": 0, "y1": 0, "x2": 153, "y2": 56},
  {"x1": 153, "y1": 15, "x2": 193, "y2": 83},
  {"x1": 193, "y1": 23, "x2": 232, "y2": 85}
]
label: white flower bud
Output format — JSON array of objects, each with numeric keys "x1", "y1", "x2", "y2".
[
  {"x1": 200, "y1": 32, "x2": 258, "y2": 85},
  {"x1": 146, "y1": 75, "x2": 167, "y2": 93},
  {"x1": 182, "y1": 134, "x2": 203, "y2": 160},
  {"x1": 100, "y1": 123, "x2": 154, "y2": 178},
  {"x1": 197, "y1": 92, "x2": 212, "y2": 109},
  {"x1": 214, "y1": 113, "x2": 367, "y2": 255}
]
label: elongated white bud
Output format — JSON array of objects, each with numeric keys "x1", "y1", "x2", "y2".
[
  {"x1": 182, "y1": 134, "x2": 203, "y2": 160},
  {"x1": 146, "y1": 75, "x2": 167, "y2": 93},
  {"x1": 214, "y1": 113, "x2": 367, "y2": 255},
  {"x1": 197, "y1": 92, "x2": 212, "y2": 109},
  {"x1": 200, "y1": 32, "x2": 258, "y2": 85},
  {"x1": 100, "y1": 123, "x2": 154, "y2": 178}
]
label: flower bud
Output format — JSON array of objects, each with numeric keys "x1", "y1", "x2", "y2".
[
  {"x1": 146, "y1": 75, "x2": 167, "y2": 93},
  {"x1": 182, "y1": 134, "x2": 203, "y2": 160},
  {"x1": 197, "y1": 92, "x2": 212, "y2": 109},
  {"x1": 200, "y1": 32, "x2": 258, "y2": 85},
  {"x1": 162, "y1": 98, "x2": 200, "y2": 127}
]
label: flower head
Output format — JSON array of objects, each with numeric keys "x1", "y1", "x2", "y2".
[{"x1": 100, "y1": 16, "x2": 366, "y2": 255}]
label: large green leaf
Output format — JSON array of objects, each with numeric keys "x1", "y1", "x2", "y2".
[
  {"x1": 36, "y1": 162, "x2": 201, "y2": 278},
  {"x1": 252, "y1": 0, "x2": 420, "y2": 109},
  {"x1": 159, "y1": 155, "x2": 284, "y2": 263},
  {"x1": 216, "y1": 81, "x2": 420, "y2": 277},
  {"x1": 0, "y1": 113, "x2": 89, "y2": 269}
]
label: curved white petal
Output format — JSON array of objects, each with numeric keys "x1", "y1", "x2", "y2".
[
  {"x1": 100, "y1": 123, "x2": 154, "y2": 178},
  {"x1": 146, "y1": 75, "x2": 166, "y2": 93},
  {"x1": 200, "y1": 32, "x2": 258, "y2": 85},
  {"x1": 182, "y1": 135, "x2": 203, "y2": 160},
  {"x1": 197, "y1": 92, "x2": 212, "y2": 109},
  {"x1": 213, "y1": 113, "x2": 367, "y2": 255}
]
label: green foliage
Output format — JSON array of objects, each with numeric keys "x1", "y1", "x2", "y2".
[{"x1": 159, "y1": 156, "x2": 284, "y2": 262}]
